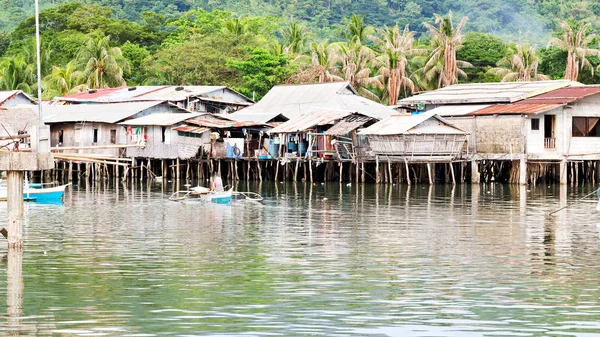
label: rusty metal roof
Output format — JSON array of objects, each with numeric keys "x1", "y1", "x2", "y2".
[
  {"x1": 269, "y1": 108, "x2": 356, "y2": 134},
  {"x1": 470, "y1": 103, "x2": 563, "y2": 115},
  {"x1": 172, "y1": 125, "x2": 209, "y2": 134},
  {"x1": 185, "y1": 115, "x2": 266, "y2": 128},
  {"x1": 523, "y1": 86, "x2": 600, "y2": 103}
]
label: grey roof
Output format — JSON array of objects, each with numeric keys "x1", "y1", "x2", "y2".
[
  {"x1": 119, "y1": 113, "x2": 201, "y2": 126},
  {"x1": 237, "y1": 82, "x2": 394, "y2": 119},
  {"x1": 0, "y1": 90, "x2": 36, "y2": 105},
  {"x1": 0, "y1": 106, "x2": 40, "y2": 130},
  {"x1": 400, "y1": 80, "x2": 579, "y2": 105},
  {"x1": 225, "y1": 112, "x2": 288, "y2": 124},
  {"x1": 425, "y1": 104, "x2": 491, "y2": 117},
  {"x1": 43, "y1": 101, "x2": 187, "y2": 124},
  {"x1": 359, "y1": 112, "x2": 466, "y2": 135},
  {"x1": 270, "y1": 108, "x2": 361, "y2": 134},
  {"x1": 55, "y1": 86, "x2": 253, "y2": 104}
]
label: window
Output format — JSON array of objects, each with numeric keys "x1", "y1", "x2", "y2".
[
  {"x1": 93, "y1": 128, "x2": 98, "y2": 143},
  {"x1": 58, "y1": 130, "x2": 64, "y2": 144},
  {"x1": 161, "y1": 126, "x2": 166, "y2": 143},
  {"x1": 110, "y1": 130, "x2": 116, "y2": 144},
  {"x1": 531, "y1": 118, "x2": 540, "y2": 131},
  {"x1": 573, "y1": 117, "x2": 600, "y2": 137}
]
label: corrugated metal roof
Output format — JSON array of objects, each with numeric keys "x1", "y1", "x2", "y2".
[
  {"x1": 523, "y1": 86, "x2": 600, "y2": 103},
  {"x1": 237, "y1": 82, "x2": 395, "y2": 119},
  {"x1": 119, "y1": 113, "x2": 199, "y2": 126},
  {"x1": 270, "y1": 108, "x2": 356, "y2": 134},
  {"x1": 226, "y1": 112, "x2": 288, "y2": 124},
  {"x1": 43, "y1": 101, "x2": 179, "y2": 124},
  {"x1": 359, "y1": 112, "x2": 466, "y2": 135},
  {"x1": 172, "y1": 125, "x2": 209, "y2": 134},
  {"x1": 185, "y1": 115, "x2": 265, "y2": 128},
  {"x1": 471, "y1": 103, "x2": 563, "y2": 115},
  {"x1": 324, "y1": 116, "x2": 373, "y2": 136},
  {"x1": 0, "y1": 90, "x2": 35, "y2": 105},
  {"x1": 55, "y1": 86, "x2": 253, "y2": 104},
  {"x1": 400, "y1": 80, "x2": 579, "y2": 105},
  {"x1": 426, "y1": 104, "x2": 491, "y2": 116}
]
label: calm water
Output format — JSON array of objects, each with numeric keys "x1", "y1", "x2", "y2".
[{"x1": 0, "y1": 181, "x2": 600, "y2": 336}]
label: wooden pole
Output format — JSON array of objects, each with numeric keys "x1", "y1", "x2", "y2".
[
  {"x1": 361, "y1": 162, "x2": 365, "y2": 183},
  {"x1": 388, "y1": 160, "x2": 392, "y2": 185},
  {"x1": 7, "y1": 171, "x2": 24, "y2": 249},
  {"x1": 449, "y1": 162, "x2": 456, "y2": 185},
  {"x1": 404, "y1": 159, "x2": 411, "y2": 186},
  {"x1": 294, "y1": 159, "x2": 299, "y2": 182},
  {"x1": 309, "y1": 159, "x2": 313, "y2": 183},
  {"x1": 68, "y1": 161, "x2": 73, "y2": 182},
  {"x1": 257, "y1": 160, "x2": 262, "y2": 182},
  {"x1": 375, "y1": 156, "x2": 380, "y2": 184},
  {"x1": 339, "y1": 162, "x2": 343, "y2": 183}
]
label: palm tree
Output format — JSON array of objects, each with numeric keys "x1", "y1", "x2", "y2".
[
  {"x1": 332, "y1": 43, "x2": 381, "y2": 101},
  {"x1": 372, "y1": 25, "x2": 426, "y2": 105},
  {"x1": 43, "y1": 61, "x2": 88, "y2": 98},
  {"x1": 487, "y1": 44, "x2": 549, "y2": 82},
  {"x1": 281, "y1": 22, "x2": 309, "y2": 56},
  {"x1": 548, "y1": 21, "x2": 600, "y2": 81},
  {"x1": 422, "y1": 11, "x2": 472, "y2": 88},
  {"x1": 344, "y1": 14, "x2": 373, "y2": 44},
  {"x1": 224, "y1": 17, "x2": 247, "y2": 36},
  {"x1": 75, "y1": 35, "x2": 130, "y2": 89},
  {"x1": 0, "y1": 55, "x2": 35, "y2": 93}
]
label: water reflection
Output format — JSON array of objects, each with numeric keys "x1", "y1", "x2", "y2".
[{"x1": 0, "y1": 182, "x2": 599, "y2": 336}]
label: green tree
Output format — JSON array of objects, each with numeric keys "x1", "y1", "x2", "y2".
[
  {"x1": 227, "y1": 48, "x2": 292, "y2": 99},
  {"x1": 332, "y1": 42, "x2": 381, "y2": 101},
  {"x1": 422, "y1": 11, "x2": 472, "y2": 88},
  {"x1": 120, "y1": 41, "x2": 150, "y2": 85},
  {"x1": 488, "y1": 44, "x2": 549, "y2": 82},
  {"x1": 372, "y1": 25, "x2": 426, "y2": 105},
  {"x1": 344, "y1": 14, "x2": 373, "y2": 44},
  {"x1": 43, "y1": 61, "x2": 88, "y2": 99},
  {"x1": 76, "y1": 35, "x2": 130, "y2": 88},
  {"x1": 281, "y1": 22, "x2": 310, "y2": 56},
  {"x1": 0, "y1": 55, "x2": 35, "y2": 93},
  {"x1": 548, "y1": 21, "x2": 600, "y2": 81}
]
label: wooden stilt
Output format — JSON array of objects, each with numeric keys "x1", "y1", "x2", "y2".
[
  {"x1": 7, "y1": 171, "x2": 24, "y2": 248},
  {"x1": 294, "y1": 159, "x2": 299, "y2": 181},
  {"x1": 339, "y1": 162, "x2": 343, "y2": 183},
  {"x1": 404, "y1": 159, "x2": 411, "y2": 186},
  {"x1": 257, "y1": 160, "x2": 262, "y2": 182},
  {"x1": 361, "y1": 162, "x2": 365, "y2": 183},
  {"x1": 449, "y1": 162, "x2": 456, "y2": 185},
  {"x1": 375, "y1": 156, "x2": 380, "y2": 184},
  {"x1": 388, "y1": 160, "x2": 392, "y2": 185},
  {"x1": 309, "y1": 159, "x2": 313, "y2": 183}
]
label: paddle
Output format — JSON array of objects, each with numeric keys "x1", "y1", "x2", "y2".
[{"x1": 548, "y1": 187, "x2": 600, "y2": 216}]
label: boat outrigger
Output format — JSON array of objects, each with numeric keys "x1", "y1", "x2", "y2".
[{"x1": 169, "y1": 186, "x2": 262, "y2": 204}]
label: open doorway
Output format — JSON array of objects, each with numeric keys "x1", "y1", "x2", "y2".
[{"x1": 544, "y1": 115, "x2": 555, "y2": 149}]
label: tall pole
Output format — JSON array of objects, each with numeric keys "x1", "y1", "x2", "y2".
[{"x1": 35, "y1": 0, "x2": 43, "y2": 121}]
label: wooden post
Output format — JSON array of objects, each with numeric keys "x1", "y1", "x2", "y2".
[
  {"x1": 257, "y1": 160, "x2": 262, "y2": 182},
  {"x1": 339, "y1": 162, "x2": 343, "y2": 183},
  {"x1": 560, "y1": 159, "x2": 567, "y2": 185},
  {"x1": 7, "y1": 171, "x2": 24, "y2": 249},
  {"x1": 247, "y1": 160, "x2": 251, "y2": 181},
  {"x1": 361, "y1": 162, "x2": 365, "y2": 183},
  {"x1": 449, "y1": 162, "x2": 456, "y2": 185},
  {"x1": 355, "y1": 161, "x2": 359, "y2": 183},
  {"x1": 309, "y1": 159, "x2": 313, "y2": 183},
  {"x1": 387, "y1": 160, "x2": 392, "y2": 185},
  {"x1": 295, "y1": 159, "x2": 300, "y2": 182},
  {"x1": 404, "y1": 159, "x2": 411, "y2": 186},
  {"x1": 471, "y1": 160, "x2": 480, "y2": 183},
  {"x1": 375, "y1": 156, "x2": 380, "y2": 184},
  {"x1": 519, "y1": 156, "x2": 527, "y2": 185},
  {"x1": 68, "y1": 161, "x2": 73, "y2": 182},
  {"x1": 427, "y1": 163, "x2": 433, "y2": 185}
]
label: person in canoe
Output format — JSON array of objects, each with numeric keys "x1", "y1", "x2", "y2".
[{"x1": 209, "y1": 171, "x2": 224, "y2": 192}]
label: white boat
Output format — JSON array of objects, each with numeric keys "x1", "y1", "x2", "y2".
[{"x1": 169, "y1": 187, "x2": 233, "y2": 204}]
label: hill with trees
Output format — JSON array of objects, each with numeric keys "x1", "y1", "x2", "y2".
[{"x1": 0, "y1": 1, "x2": 600, "y2": 104}]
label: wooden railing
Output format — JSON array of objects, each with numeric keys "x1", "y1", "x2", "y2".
[{"x1": 544, "y1": 137, "x2": 556, "y2": 149}]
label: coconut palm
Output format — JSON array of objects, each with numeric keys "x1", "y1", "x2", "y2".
[
  {"x1": 0, "y1": 55, "x2": 35, "y2": 93},
  {"x1": 224, "y1": 17, "x2": 247, "y2": 36},
  {"x1": 344, "y1": 14, "x2": 373, "y2": 44},
  {"x1": 281, "y1": 22, "x2": 309, "y2": 56},
  {"x1": 548, "y1": 21, "x2": 600, "y2": 81},
  {"x1": 487, "y1": 44, "x2": 549, "y2": 82},
  {"x1": 422, "y1": 11, "x2": 472, "y2": 88},
  {"x1": 332, "y1": 42, "x2": 381, "y2": 101},
  {"x1": 372, "y1": 25, "x2": 427, "y2": 105},
  {"x1": 43, "y1": 61, "x2": 88, "y2": 98},
  {"x1": 75, "y1": 35, "x2": 130, "y2": 89}
]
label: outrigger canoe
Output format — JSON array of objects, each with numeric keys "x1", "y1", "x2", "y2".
[
  {"x1": 169, "y1": 187, "x2": 233, "y2": 204},
  {"x1": 0, "y1": 183, "x2": 70, "y2": 203}
]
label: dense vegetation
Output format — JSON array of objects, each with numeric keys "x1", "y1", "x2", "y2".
[{"x1": 1, "y1": 1, "x2": 600, "y2": 103}]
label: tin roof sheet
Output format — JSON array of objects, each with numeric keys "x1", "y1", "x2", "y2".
[
  {"x1": 426, "y1": 104, "x2": 491, "y2": 116},
  {"x1": 226, "y1": 112, "x2": 288, "y2": 124},
  {"x1": 359, "y1": 112, "x2": 466, "y2": 135},
  {"x1": 119, "y1": 113, "x2": 199, "y2": 126},
  {"x1": 237, "y1": 82, "x2": 394, "y2": 119},
  {"x1": 269, "y1": 108, "x2": 356, "y2": 134},
  {"x1": 523, "y1": 86, "x2": 600, "y2": 103},
  {"x1": 471, "y1": 103, "x2": 563, "y2": 115},
  {"x1": 43, "y1": 101, "x2": 179, "y2": 124},
  {"x1": 324, "y1": 116, "x2": 374, "y2": 136},
  {"x1": 185, "y1": 115, "x2": 265, "y2": 128},
  {"x1": 0, "y1": 90, "x2": 36, "y2": 105},
  {"x1": 400, "y1": 80, "x2": 579, "y2": 105},
  {"x1": 172, "y1": 125, "x2": 209, "y2": 134}
]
